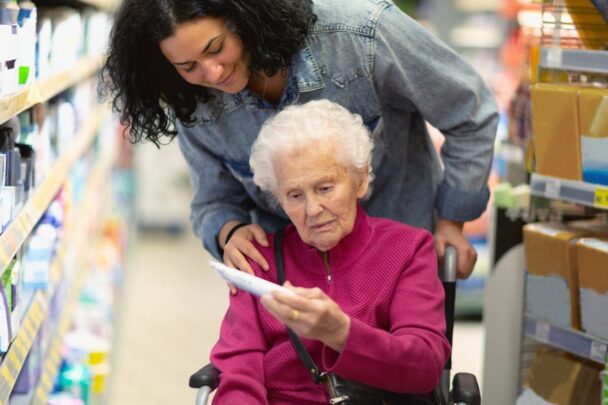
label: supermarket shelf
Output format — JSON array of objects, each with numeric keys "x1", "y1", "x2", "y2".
[
  {"x1": 530, "y1": 173, "x2": 608, "y2": 210},
  {"x1": 525, "y1": 316, "x2": 608, "y2": 364},
  {"x1": 0, "y1": 106, "x2": 109, "y2": 271},
  {"x1": 0, "y1": 54, "x2": 103, "y2": 125},
  {"x1": 31, "y1": 147, "x2": 115, "y2": 405},
  {"x1": 539, "y1": 47, "x2": 608, "y2": 74},
  {"x1": 0, "y1": 145, "x2": 116, "y2": 405},
  {"x1": 0, "y1": 294, "x2": 46, "y2": 405}
]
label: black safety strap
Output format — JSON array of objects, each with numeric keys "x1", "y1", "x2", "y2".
[{"x1": 274, "y1": 229, "x2": 324, "y2": 384}]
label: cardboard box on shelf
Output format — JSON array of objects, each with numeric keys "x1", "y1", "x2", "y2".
[
  {"x1": 578, "y1": 88, "x2": 608, "y2": 186},
  {"x1": 567, "y1": 218, "x2": 608, "y2": 239},
  {"x1": 523, "y1": 224, "x2": 589, "y2": 329},
  {"x1": 531, "y1": 84, "x2": 582, "y2": 181},
  {"x1": 577, "y1": 238, "x2": 608, "y2": 340},
  {"x1": 522, "y1": 347, "x2": 602, "y2": 405}
]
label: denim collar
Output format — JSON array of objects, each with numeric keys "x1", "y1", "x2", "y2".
[{"x1": 220, "y1": 41, "x2": 325, "y2": 112}]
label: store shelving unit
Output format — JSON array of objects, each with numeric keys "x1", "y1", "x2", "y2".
[
  {"x1": 530, "y1": 173, "x2": 608, "y2": 209},
  {"x1": 0, "y1": 107, "x2": 107, "y2": 269},
  {"x1": 0, "y1": 1, "x2": 116, "y2": 400},
  {"x1": 31, "y1": 147, "x2": 116, "y2": 405},
  {"x1": 0, "y1": 104, "x2": 111, "y2": 405},
  {"x1": 525, "y1": 316, "x2": 608, "y2": 364},
  {"x1": 0, "y1": 54, "x2": 104, "y2": 125},
  {"x1": 0, "y1": 295, "x2": 46, "y2": 403}
]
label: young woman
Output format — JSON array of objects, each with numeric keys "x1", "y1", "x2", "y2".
[{"x1": 102, "y1": 0, "x2": 498, "y2": 279}]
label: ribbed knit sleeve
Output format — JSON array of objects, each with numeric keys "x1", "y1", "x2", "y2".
[
  {"x1": 210, "y1": 291, "x2": 270, "y2": 404},
  {"x1": 321, "y1": 231, "x2": 450, "y2": 394}
]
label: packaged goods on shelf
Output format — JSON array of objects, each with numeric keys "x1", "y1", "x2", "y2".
[
  {"x1": 530, "y1": 84, "x2": 582, "y2": 181},
  {"x1": 578, "y1": 88, "x2": 608, "y2": 186},
  {"x1": 531, "y1": 84, "x2": 608, "y2": 186},
  {"x1": 17, "y1": 0, "x2": 36, "y2": 88},
  {"x1": 0, "y1": 1, "x2": 19, "y2": 97},
  {"x1": 517, "y1": 346, "x2": 602, "y2": 405},
  {"x1": 523, "y1": 223, "x2": 589, "y2": 330},
  {"x1": 576, "y1": 238, "x2": 608, "y2": 340}
]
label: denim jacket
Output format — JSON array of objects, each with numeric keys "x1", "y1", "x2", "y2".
[{"x1": 177, "y1": 0, "x2": 498, "y2": 259}]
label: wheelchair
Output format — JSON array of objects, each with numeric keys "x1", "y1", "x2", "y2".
[{"x1": 189, "y1": 246, "x2": 481, "y2": 405}]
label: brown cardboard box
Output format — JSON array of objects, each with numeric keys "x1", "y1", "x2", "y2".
[
  {"x1": 578, "y1": 88, "x2": 608, "y2": 138},
  {"x1": 531, "y1": 84, "x2": 582, "y2": 180},
  {"x1": 524, "y1": 347, "x2": 602, "y2": 405},
  {"x1": 577, "y1": 238, "x2": 608, "y2": 339},
  {"x1": 577, "y1": 238, "x2": 608, "y2": 294},
  {"x1": 523, "y1": 224, "x2": 589, "y2": 329},
  {"x1": 578, "y1": 88, "x2": 608, "y2": 186},
  {"x1": 567, "y1": 218, "x2": 608, "y2": 240}
]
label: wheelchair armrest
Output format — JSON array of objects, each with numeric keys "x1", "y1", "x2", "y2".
[
  {"x1": 189, "y1": 363, "x2": 219, "y2": 389},
  {"x1": 452, "y1": 372, "x2": 480, "y2": 405}
]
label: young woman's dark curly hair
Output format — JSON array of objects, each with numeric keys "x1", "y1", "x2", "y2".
[{"x1": 100, "y1": 0, "x2": 315, "y2": 146}]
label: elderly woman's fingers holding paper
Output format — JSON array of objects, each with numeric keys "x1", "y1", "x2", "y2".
[{"x1": 261, "y1": 281, "x2": 351, "y2": 353}]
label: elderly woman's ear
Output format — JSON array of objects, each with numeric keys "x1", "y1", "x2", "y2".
[{"x1": 355, "y1": 167, "x2": 370, "y2": 199}]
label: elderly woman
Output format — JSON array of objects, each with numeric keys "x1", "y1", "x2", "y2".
[{"x1": 210, "y1": 100, "x2": 450, "y2": 404}]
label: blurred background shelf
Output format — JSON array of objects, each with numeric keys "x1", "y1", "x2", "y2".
[
  {"x1": 530, "y1": 173, "x2": 608, "y2": 210},
  {"x1": 0, "y1": 55, "x2": 104, "y2": 125},
  {"x1": 0, "y1": 106, "x2": 109, "y2": 269},
  {"x1": 539, "y1": 47, "x2": 608, "y2": 74},
  {"x1": 525, "y1": 315, "x2": 608, "y2": 364}
]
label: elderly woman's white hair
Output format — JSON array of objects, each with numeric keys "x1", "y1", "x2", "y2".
[{"x1": 250, "y1": 100, "x2": 374, "y2": 195}]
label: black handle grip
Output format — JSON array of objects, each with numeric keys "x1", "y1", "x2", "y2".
[{"x1": 189, "y1": 363, "x2": 219, "y2": 389}]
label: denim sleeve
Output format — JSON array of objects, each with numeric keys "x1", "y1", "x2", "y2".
[
  {"x1": 372, "y1": 3, "x2": 498, "y2": 222},
  {"x1": 177, "y1": 122, "x2": 251, "y2": 259}
]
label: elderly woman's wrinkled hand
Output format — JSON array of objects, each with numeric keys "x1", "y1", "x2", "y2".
[
  {"x1": 261, "y1": 281, "x2": 351, "y2": 353},
  {"x1": 223, "y1": 223, "x2": 270, "y2": 275}
]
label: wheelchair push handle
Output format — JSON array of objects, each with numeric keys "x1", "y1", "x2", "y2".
[{"x1": 442, "y1": 245, "x2": 458, "y2": 283}]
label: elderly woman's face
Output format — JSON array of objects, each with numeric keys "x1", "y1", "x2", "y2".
[{"x1": 275, "y1": 146, "x2": 368, "y2": 252}]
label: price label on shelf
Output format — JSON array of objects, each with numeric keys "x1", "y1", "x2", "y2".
[
  {"x1": 545, "y1": 179, "x2": 561, "y2": 199},
  {"x1": 591, "y1": 341, "x2": 608, "y2": 363},
  {"x1": 534, "y1": 321, "x2": 551, "y2": 343},
  {"x1": 545, "y1": 47, "x2": 563, "y2": 69},
  {"x1": 595, "y1": 188, "x2": 608, "y2": 209}
]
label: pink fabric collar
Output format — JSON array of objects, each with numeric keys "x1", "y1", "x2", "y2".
[{"x1": 282, "y1": 204, "x2": 373, "y2": 275}]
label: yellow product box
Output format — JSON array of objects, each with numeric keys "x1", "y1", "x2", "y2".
[
  {"x1": 523, "y1": 224, "x2": 589, "y2": 329},
  {"x1": 531, "y1": 84, "x2": 582, "y2": 181},
  {"x1": 576, "y1": 238, "x2": 608, "y2": 340}
]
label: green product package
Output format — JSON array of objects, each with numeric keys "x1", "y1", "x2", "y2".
[{"x1": 2, "y1": 260, "x2": 13, "y2": 310}]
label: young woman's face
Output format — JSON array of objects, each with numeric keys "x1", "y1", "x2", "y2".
[{"x1": 159, "y1": 17, "x2": 250, "y2": 93}]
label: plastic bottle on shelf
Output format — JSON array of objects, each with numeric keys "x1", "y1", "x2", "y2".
[
  {"x1": 0, "y1": 0, "x2": 20, "y2": 97},
  {"x1": 17, "y1": 0, "x2": 37, "y2": 87}
]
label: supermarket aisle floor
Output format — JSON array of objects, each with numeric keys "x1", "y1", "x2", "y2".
[{"x1": 109, "y1": 230, "x2": 485, "y2": 405}]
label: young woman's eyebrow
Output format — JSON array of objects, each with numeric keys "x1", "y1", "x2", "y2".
[{"x1": 173, "y1": 35, "x2": 223, "y2": 65}]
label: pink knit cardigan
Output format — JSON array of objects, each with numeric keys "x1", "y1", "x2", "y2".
[{"x1": 211, "y1": 205, "x2": 450, "y2": 404}]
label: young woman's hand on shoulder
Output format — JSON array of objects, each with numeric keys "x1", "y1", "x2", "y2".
[{"x1": 220, "y1": 221, "x2": 270, "y2": 275}]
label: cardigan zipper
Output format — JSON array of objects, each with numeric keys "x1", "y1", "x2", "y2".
[{"x1": 321, "y1": 251, "x2": 332, "y2": 284}]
